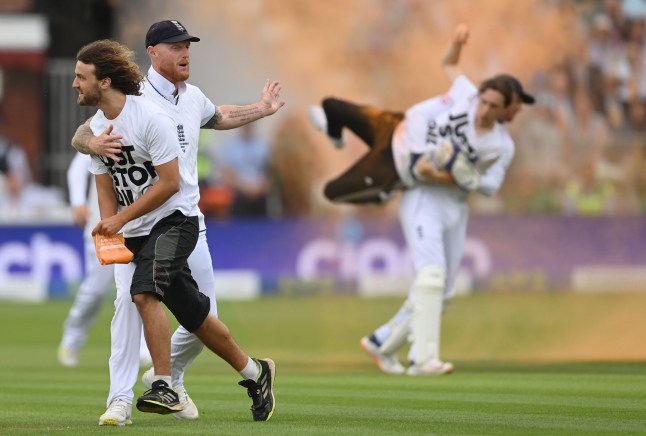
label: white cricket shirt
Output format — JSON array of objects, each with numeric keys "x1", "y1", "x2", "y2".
[
  {"x1": 392, "y1": 75, "x2": 515, "y2": 197},
  {"x1": 142, "y1": 67, "x2": 217, "y2": 230}
]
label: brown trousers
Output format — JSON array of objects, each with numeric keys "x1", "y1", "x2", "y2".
[{"x1": 321, "y1": 98, "x2": 404, "y2": 204}]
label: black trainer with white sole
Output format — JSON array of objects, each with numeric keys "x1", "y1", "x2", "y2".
[
  {"x1": 136, "y1": 380, "x2": 183, "y2": 415},
  {"x1": 238, "y1": 358, "x2": 276, "y2": 421}
]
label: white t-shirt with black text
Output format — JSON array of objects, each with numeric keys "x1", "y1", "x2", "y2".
[{"x1": 89, "y1": 95, "x2": 195, "y2": 237}]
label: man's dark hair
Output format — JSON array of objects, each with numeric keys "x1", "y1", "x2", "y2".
[
  {"x1": 76, "y1": 39, "x2": 143, "y2": 96},
  {"x1": 478, "y1": 76, "x2": 514, "y2": 107}
]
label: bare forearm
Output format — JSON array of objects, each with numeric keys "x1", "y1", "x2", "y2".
[
  {"x1": 203, "y1": 104, "x2": 265, "y2": 130},
  {"x1": 414, "y1": 158, "x2": 455, "y2": 185},
  {"x1": 96, "y1": 175, "x2": 119, "y2": 219},
  {"x1": 442, "y1": 24, "x2": 469, "y2": 82},
  {"x1": 71, "y1": 120, "x2": 94, "y2": 155},
  {"x1": 442, "y1": 39, "x2": 462, "y2": 67},
  {"x1": 419, "y1": 167, "x2": 454, "y2": 185},
  {"x1": 116, "y1": 180, "x2": 178, "y2": 225}
]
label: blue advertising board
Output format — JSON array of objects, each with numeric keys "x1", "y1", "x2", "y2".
[{"x1": 0, "y1": 216, "x2": 644, "y2": 299}]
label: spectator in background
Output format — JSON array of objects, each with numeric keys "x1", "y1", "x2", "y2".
[
  {"x1": 0, "y1": 114, "x2": 32, "y2": 205},
  {"x1": 587, "y1": 13, "x2": 623, "y2": 114},
  {"x1": 0, "y1": 121, "x2": 67, "y2": 221},
  {"x1": 563, "y1": 88, "x2": 610, "y2": 170},
  {"x1": 0, "y1": 132, "x2": 31, "y2": 200},
  {"x1": 601, "y1": 0, "x2": 630, "y2": 39},
  {"x1": 616, "y1": 38, "x2": 646, "y2": 119},
  {"x1": 501, "y1": 92, "x2": 565, "y2": 214},
  {"x1": 544, "y1": 66, "x2": 576, "y2": 129},
  {"x1": 563, "y1": 154, "x2": 616, "y2": 215},
  {"x1": 218, "y1": 123, "x2": 274, "y2": 218}
]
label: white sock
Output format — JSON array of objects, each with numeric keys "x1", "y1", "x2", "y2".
[
  {"x1": 153, "y1": 375, "x2": 172, "y2": 387},
  {"x1": 239, "y1": 357, "x2": 260, "y2": 381}
]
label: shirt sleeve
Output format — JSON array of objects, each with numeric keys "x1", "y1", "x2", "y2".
[
  {"x1": 195, "y1": 86, "x2": 217, "y2": 127},
  {"x1": 145, "y1": 112, "x2": 181, "y2": 165},
  {"x1": 66, "y1": 152, "x2": 92, "y2": 207},
  {"x1": 448, "y1": 75, "x2": 478, "y2": 101},
  {"x1": 88, "y1": 155, "x2": 109, "y2": 176},
  {"x1": 476, "y1": 136, "x2": 515, "y2": 197}
]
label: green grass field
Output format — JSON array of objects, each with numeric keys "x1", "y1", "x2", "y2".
[{"x1": 1, "y1": 293, "x2": 645, "y2": 434}]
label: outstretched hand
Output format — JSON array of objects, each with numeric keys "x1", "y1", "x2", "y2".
[
  {"x1": 259, "y1": 79, "x2": 285, "y2": 116},
  {"x1": 90, "y1": 125, "x2": 123, "y2": 161},
  {"x1": 453, "y1": 23, "x2": 469, "y2": 46}
]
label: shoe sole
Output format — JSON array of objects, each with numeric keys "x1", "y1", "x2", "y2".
[
  {"x1": 136, "y1": 399, "x2": 183, "y2": 415},
  {"x1": 261, "y1": 358, "x2": 276, "y2": 422},
  {"x1": 174, "y1": 398, "x2": 199, "y2": 420},
  {"x1": 57, "y1": 348, "x2": 79, "y2": 368},
  {"x1": 359, "y1": 338, "x2": 404, "y2": 375},
  {"x1": 174, "y1": 409, "x2": 199, "y2": 420},
  {"x1": 98, "y1": 418, "x2": 132, "y2": 426},
  {"x1": 407, "y1": 365, "x2": 455, "y2": 376}
]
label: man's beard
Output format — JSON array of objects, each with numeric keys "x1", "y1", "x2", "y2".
[{"x1": 78, "y1": 89, "x2": 101, "y2": 106}]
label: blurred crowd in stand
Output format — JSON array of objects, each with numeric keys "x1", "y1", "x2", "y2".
[
  {"x1": 198, "y1": 123, "x2": 281, "y2": 220},
  {"x1": 492, "y1": 0, "x2": 646, "y2": 216},
  {"x1": 1, "y1": 0, "x2": 646, "y2": 223},
  {"x1": 0, "y1": 120, "x2": 68, "y2": 223}
]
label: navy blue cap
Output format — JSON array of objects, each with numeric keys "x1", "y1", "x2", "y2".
[{"x1": 145, "y1": 20, "x2": 200, "y2": 48}]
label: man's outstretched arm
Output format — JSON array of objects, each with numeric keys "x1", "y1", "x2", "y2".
[
  {"x1": 203, "y1": 79, "x2": 285, "y2": 130},
  {"x1": 441, "y1": 23, "x2": 469, "y2": 83}
]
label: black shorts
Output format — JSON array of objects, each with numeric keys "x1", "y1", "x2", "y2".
[{"x1": 125, "y1": 210, "x2": 210, "y2": 332}]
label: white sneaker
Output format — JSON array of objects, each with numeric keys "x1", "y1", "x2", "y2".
[
  {"x1": 141, "y1": 367, "x2": 199, "y2": 420},
  {"x1": 99, "y1": 399, "x2": 132, "y2": 426},
  {"x1": 407, "y1": 358, "x2": 454, "y2": 376},
  {"x1": 173, "y1": 386, "x2": 199, "y2": 420},
  {"x1": 308, "y1": 105, "x2": 345, "y2": 148},
  {"x1": 360, "y1": 336, "x2": 405, "y2": 375},
  {"x1": 57, "y1": 346, "x2": 79, "y2": 368}
]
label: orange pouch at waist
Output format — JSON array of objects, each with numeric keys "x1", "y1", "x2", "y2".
[{"x1": 93, "y1": 234, "x2": 134, "y2": 265}]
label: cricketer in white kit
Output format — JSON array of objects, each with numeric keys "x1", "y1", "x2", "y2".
[
  {"x1": 58, "y1": 152, "x2": 151, "y2": 368},
  {"x1": 382, "y1": 73, "x2": 515, "y2": 375}
]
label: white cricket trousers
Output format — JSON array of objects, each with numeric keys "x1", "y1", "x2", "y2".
[
  {"x1": 398, "y1": 184, "x2": 468, "y2": 292},
  {"x1": 60, "y1": 234, "x2": 115, "y2": 351},
  {"x1": 61, "y1": 234, "x2": 147, "y2": 359},
  {"x1": 107, "y1": 231, "x2": 217, "y2": 406},
  {"x1": 377, "y1": 185, "x2": 468, "y2": 362}
]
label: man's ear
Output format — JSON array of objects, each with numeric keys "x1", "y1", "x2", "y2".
[{"x1": 99, "y1": 77, "x2": 111, "y2": 90}]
